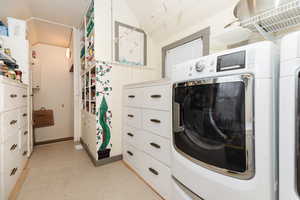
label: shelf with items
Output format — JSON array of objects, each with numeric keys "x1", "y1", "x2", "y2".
[
  {"x1": 85, "y1": 72, "x2": 90, "y2": 88},
  {"x1": 90, "y1": 66, "x2": 96, "y2": 86},
  {"x1": 86, "y1": 0, "x2": 94, "y2": 38}
]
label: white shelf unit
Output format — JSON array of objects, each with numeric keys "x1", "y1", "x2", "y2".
[
  {"x1": 239, "y1": 0, "x2": 300, "y2": 40},
  {"x1": 80, "y1": 0, "x2": 103, "y2": 161}
]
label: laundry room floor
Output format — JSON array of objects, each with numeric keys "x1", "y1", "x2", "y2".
[{"x1": 15, "y1": 141, "x2": 162, "y2": 200}]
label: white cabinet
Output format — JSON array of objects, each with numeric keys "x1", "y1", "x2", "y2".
[
  {"x1": 122, "y1": 80, "x2": 172, "y2": 200},
  {"x1": 31, "y1": 64, "x2": 41, "y2": 89},
  {"x1": 0, "y1": 77, "x2": 29, "y2": 200}
]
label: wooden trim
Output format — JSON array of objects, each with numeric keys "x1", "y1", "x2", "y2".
[
  {"x1": 122, "y1": 161, "x2": 166, "y2": 200},
  {"x1": 35, "y1": 137, "x2": 74, "y2": 146},
  {"x1": 80, "y1": 138, "x2": 122, "y2": 167},
  {"x1": 9, "y1": 159, "x2": 30, "y2": 200},
  {"x1": 114, "y1": 21, "x2": 147, "y2": 66}
]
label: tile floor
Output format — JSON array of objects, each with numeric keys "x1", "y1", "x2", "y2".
[{"x1": 16, "y1": 141, "x2": 162, "y2": 200}]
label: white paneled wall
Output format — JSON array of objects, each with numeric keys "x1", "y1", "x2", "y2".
[{"x1": 89, "y1": 0, "x2": 161, "y2": 157}]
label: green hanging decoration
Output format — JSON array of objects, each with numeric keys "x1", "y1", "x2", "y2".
[{"x1": 97, "y1": 96, "x2": 111, "y2": 159}]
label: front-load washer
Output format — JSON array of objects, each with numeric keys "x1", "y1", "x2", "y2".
[
  {"x1": 171, "y1": 41, "x2": 279, "y2": 200},
  {"x1": 280, "y1": 31, "x2": 300, "y2": 199}
]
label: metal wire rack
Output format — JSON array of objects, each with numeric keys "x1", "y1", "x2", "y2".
[{"x1": 240, "y1": 0, "x2": 300, "y2": 33}]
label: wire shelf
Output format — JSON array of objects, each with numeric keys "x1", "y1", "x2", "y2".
[{"x1": 240, "y1": 0, "x2": 300, "y2": 33}]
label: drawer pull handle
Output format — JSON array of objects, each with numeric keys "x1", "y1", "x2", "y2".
[
  {"x1": 24, "y1": 131, "x2": 28, "y2": 135},
  {"x1": 10, "y1": 168, "x2": 18, "y2": 176},
  {"x1": 128, "y1": 114, "x2": 134, "y2": 118},
  {"x1": 23, "y1": 113, "x2": 28, "y2": 117},
  {"x1": 10, "y1": 94, "x2": 17, "y2": 98},
  {"x1": 128, "y1": 95, "x2": 135, "y2": 98},
  {"x1": 150, "y1": 94, "x2": 162, "y2": 98},
  {"x1": 22, "y1": 95, "x2": 28, "y2": 98},
  {"x1": 150, "y1": 142, "x2": 161, "y2": 149},
  {"x1": 23, "y1": 151, "x2": 28, "y2": 156},
  {"x1": 127, "y1": 151, "x2": 133, "y2": 156},
  {"x1": 10, "y1": 120, "x2": 17, "y2": 125},
  {"x1": 150, "y1": 119, "x2": 161, "y2": 123},
  {"x1": 127, "y1": 133, "x2": 134, "y2": 137},
  {"x1": 10, "y1": 144, "x2": 17, "y2": 151},
  {"x1": 148, "y1": 167, "x2": 159, "y2": 176}
]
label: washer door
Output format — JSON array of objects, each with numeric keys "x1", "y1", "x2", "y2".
[{"x1": 173, "y1": 74, "x2": 254, "y2": 179}]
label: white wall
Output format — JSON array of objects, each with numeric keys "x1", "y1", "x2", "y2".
[
  {"x1": 157, "y1": 4, "x2": 253, "y2": 70},
  {"x1": 32, "y1": 43, "x2": 74, "y2": 142},
  {"x1": 93, "y1": 0, "x2": 161, "y2": 157}
]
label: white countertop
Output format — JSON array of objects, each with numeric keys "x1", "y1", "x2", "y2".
[{"x1": 124, "y1": 79, "x2": 171, "y2": 88}]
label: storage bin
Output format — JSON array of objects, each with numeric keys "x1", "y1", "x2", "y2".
[{"x1": 7, "y1": 17, "x2": 26, "y2": 39}]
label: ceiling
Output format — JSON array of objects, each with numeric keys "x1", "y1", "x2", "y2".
[
  {"x1": 0, "y1": 0, "x2": 90, "y2": 47},
  {"x1": 28, "y1": 20, "x2": 73, "y2": 48},
  {"x1": 0, "y1": 0, "x2": 238, "y2": 46},
  {"x1": 125, "y1": 0, "x2": 239, "y2": 42}
]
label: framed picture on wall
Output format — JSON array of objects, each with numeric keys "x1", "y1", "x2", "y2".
[{"x1": 115, "y1": 21, "x2": 147, "y2": 66}]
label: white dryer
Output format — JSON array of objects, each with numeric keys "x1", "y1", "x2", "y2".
[
  {"x1": 171, "y1": 41, "x2": 279, "y2": 200},
  {"x1": 280, "y1": 31, "x2": 300, "y2": 199}
]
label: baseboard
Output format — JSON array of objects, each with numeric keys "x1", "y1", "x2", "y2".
[
  {"x1": 35, "y1": 137, "x2": 74, "y2": 146},
  {"x1": 122, "y1": 161, "x2": 166, "y2": 200},
  {"x1": 80, "y1": 138, "x2": 122, "y2": 167}
]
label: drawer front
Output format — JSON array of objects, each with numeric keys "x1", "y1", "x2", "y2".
[
  {"x1": 20, "y1": 140, "x2": 29, "y2": 167},
  {"x1": 19, "y1": 127, "x2": 29, "y2": 149},
  {"x1": 19, "y1": 87, "x2": 28, "y2": 106},
  {"x1": 124, "y1": 88, "x2": 142, "y2": 107},
  {"x1": 3, "y1": 158, "x2": 20, "y2": 200},
  {"x1": 2, "y1": 84, "x2": 21, "y2": 111},
  {"x1": 123, "y1": 126, "x2": 142, "y2": 148},
  {"x1": 140, "y1": 152, "x2": 171, "y2": 200},
  {"x1": 123, "y1": 144, "x2": 140, "y2": 172},
  {"x1": 142, "y1": 109, "x2": 171, "y2": 138},
  {"x1": 1, "y1": 110, "x2": 20, "y2": 142},
  {"x1": 19, "y1": 107, "x2": 28, "y2": 128},
  {"x1": 124, "y1": 107, "x2": 142, "y2": 129},
  {"x1": 3, "y1": 134, "x2": 20, "y2": 164},
  {"x1": 141, "y1": 131, "x2": 171, "y2": 166},
  {"x1": 143, "y1": 85, "x2": 171, "y2": 111}
]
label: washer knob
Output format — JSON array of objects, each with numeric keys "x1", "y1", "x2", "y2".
[{"x1": 195, "y1": 60, "x2": 206, "y2": 72}]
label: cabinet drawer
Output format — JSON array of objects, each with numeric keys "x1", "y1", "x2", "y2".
[
  {"x1": 123, "y1": 144, "x2": 140, "y2": 172},
  {"x1": 124, "y1": 107, "x2": 142, "y2": 129},
  {"x1": 3, "y1": 158, "x2": 20, "y2": 200},
  {"x1": 20, "y1": 140, "x2": 29, "y2": 167},
  {"x1": 3, "y1": 134, "x2": 20, "y2": 164},
  {"x1": 0, "y1": 110, "x2": 20, "y2": 142},
  {"x1": 140, "y1": 152, "x2": 171, "y2": 200},
  {"x1": 141, "y1": 131, "x2": 171, "y2": 166},
  {"x1": 19, "y1": 107, "x2": 28, "y2": 128},
  {"x1": 143, "y1": 85, "x2": 171, "y2": 111},
  {"x1": 124, "y1": 88, "x2": 143, "y2": 107},
  {"x1": 19, "y1": 127, "x2": 28, "y2": 149},
  {"x1": 19, "y1": 87, "x2": 28, "y2": 106},
  {"x1": 1, "y1": 84, "x2": 20, "y2": 111},
  {"x1": 123, "y1": 126, "x2": 142, "y2": 148},
  {"x1": 142, "y1": 109, "x2": 171, "y2": 138}
]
